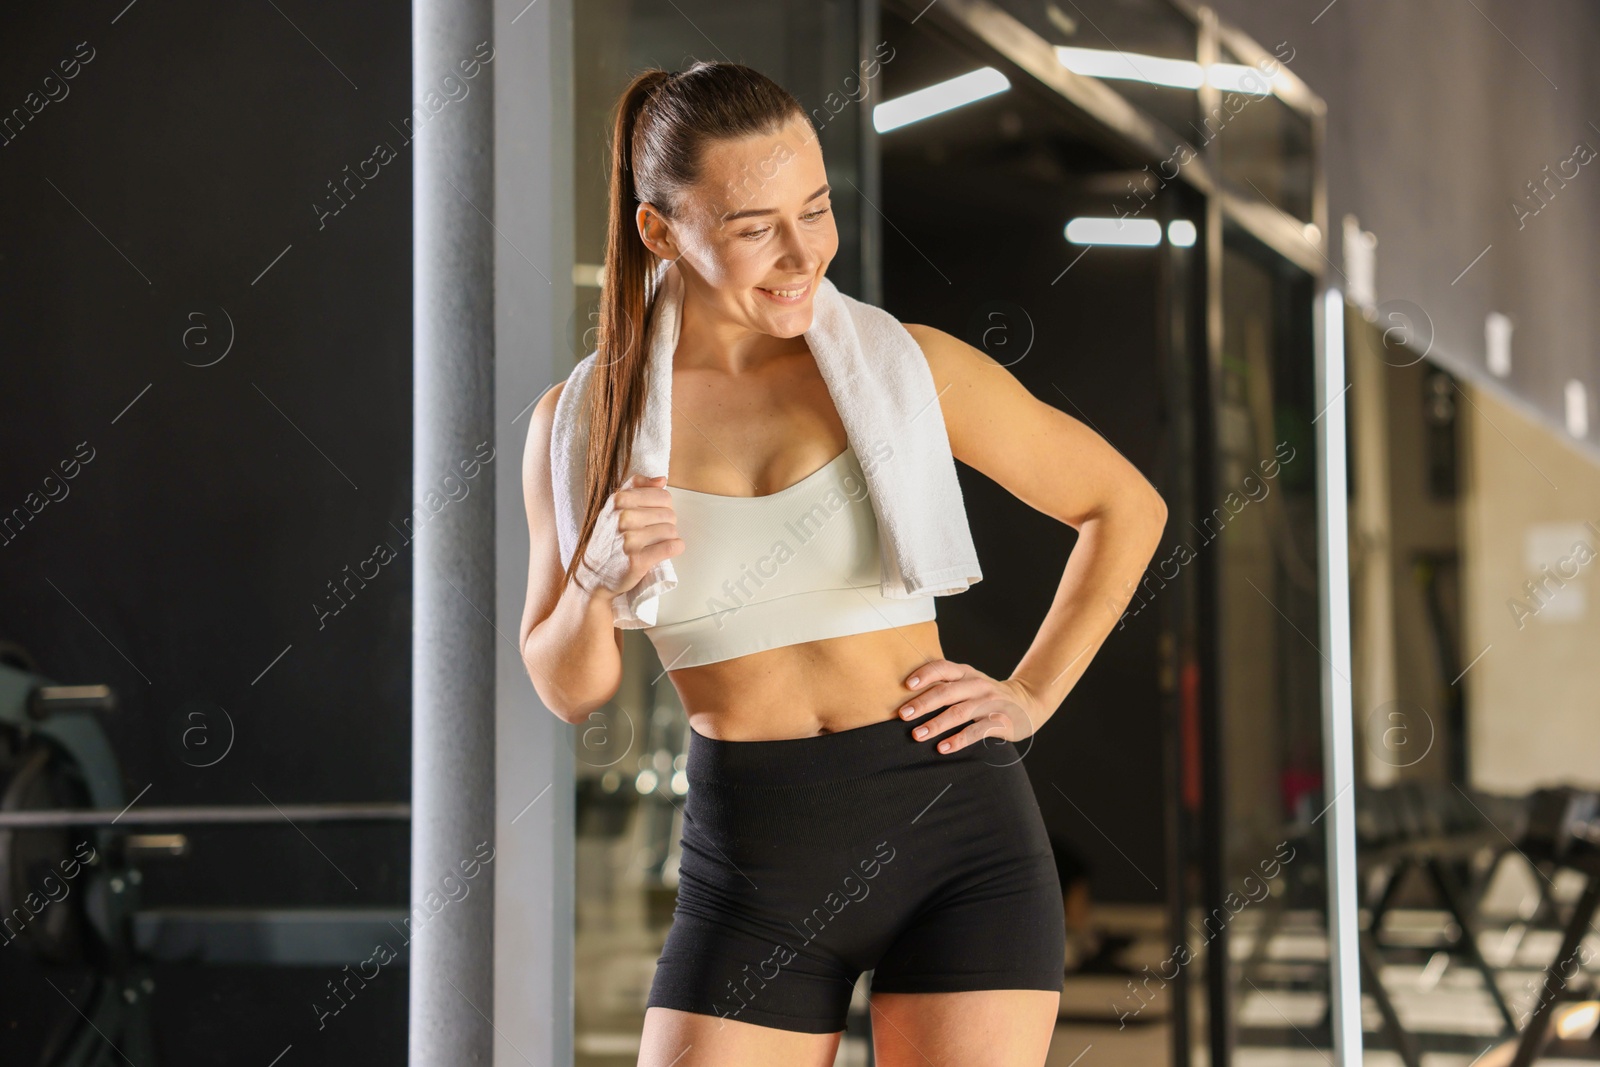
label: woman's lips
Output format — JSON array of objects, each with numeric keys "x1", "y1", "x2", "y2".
[{"x1": 756, "y1": 279, "x2": 811, "y2": 305}]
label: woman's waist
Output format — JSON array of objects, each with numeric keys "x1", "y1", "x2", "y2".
[
  {"x1": 685, "y1": 702, "x2": 1007, "y2": 790},
  {"x1": 673, "y1": 621, "x2": 940, "y2": 739}
]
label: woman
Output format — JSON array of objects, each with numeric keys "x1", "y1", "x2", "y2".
[{"x1": 520, "y1": 62, "x2": 1167, "y2": 1067}]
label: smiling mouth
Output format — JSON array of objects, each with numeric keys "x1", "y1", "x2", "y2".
[{"x1": 756, "y1": 280, "x2": 812, "y2": 302}]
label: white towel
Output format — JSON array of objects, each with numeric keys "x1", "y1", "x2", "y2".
[{"x1": 551, "y1": 257, "x2": 982, "y2": 628}]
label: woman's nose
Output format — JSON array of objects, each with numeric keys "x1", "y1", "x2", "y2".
[{"x1": 776, "y1": 228, "x2": 820, "y2": 272}]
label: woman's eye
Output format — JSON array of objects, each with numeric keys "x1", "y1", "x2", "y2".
[{"x1": 740, "y1": 207, "x2": 831, "y2": 240}]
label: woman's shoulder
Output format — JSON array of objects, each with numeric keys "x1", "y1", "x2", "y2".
[{"x1": 896, "y1": 322, "x2": 972, "y2": 382}]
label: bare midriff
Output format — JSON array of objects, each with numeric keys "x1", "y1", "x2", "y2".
[{"x1": 667, "y1": 619, "x2": 943, "y2": 740}]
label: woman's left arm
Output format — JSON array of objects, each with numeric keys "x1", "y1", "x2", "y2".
[{"x1": 895, "y1": 323, "x2": 1169, "y2": 754}]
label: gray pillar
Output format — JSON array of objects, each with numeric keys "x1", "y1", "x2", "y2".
[
  {"x1": 491, "y1": 0, "x2": 575, "y2": 1064},
  {"x1": 412, "y1": 0, "x2": 497, "y2": 1063}
]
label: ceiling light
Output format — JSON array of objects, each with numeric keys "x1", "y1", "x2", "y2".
[
  {"x1": 1065, "y1": 217, "x2": 1163, "y2": 246},
  {"x1": 1054, "y1": 46, "x2": 1284, "y2": 97},
  {"x1": 873, "y1": 68, "x2": 1011, "y2": 133}
]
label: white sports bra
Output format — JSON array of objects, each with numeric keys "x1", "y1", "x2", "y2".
[{"x1": 643, "y1": 444, "x2": 936, "y2": 669}]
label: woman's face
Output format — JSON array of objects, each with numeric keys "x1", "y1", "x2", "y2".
[{"x1": 642, "y1": 115, "x2": 838, "y2": 340}]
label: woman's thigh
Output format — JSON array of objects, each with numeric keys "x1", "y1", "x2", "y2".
[
  {"x1": 869, "y1": 989, "x2": 1060, "y2": 1067},
  {"x1": 638, "y1": 1006, "x2": 842, "y2": 1067}
]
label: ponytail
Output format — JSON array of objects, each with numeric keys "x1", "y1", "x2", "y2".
[{"x1": 560, "y1": 69, "x2": 674, "y2": 595}]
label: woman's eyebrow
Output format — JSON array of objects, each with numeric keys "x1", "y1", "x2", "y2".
[{"x1": 721, "y1": 183, "x2": 831, "y2": 222}]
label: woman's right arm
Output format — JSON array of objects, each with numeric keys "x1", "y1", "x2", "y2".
[
  {"x1": 519, "y1": 381, "x2": 626, "y2": 723},
  {"x1": 518, "y1": 381, "x2": 683, "y2": 723}
]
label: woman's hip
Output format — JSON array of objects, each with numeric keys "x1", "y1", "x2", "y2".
[{"x1": 676, "y1": 706, "x2": 1051, "y2": 890}]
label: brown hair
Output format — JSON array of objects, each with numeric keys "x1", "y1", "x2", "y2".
[{"x1": 562, "y1": 61, "x2": 816, "y2": 594}]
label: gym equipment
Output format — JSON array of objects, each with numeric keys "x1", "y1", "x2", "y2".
[
  {"x1": 1504, "y1": 787, "x2": 1600, "y2": 1067},
  {"x1": 0, "y1": 642, "x2": 410, "y2": 1066},
  {"x1": 1354, "y1": 782, "x2": 1600, "y2": 1067},
  {"x1": 1357, "y1": 779, "x2": 1528, "y2": 1064}
]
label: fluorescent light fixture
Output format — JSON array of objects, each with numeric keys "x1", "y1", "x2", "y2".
[
  {"x1": 1065, "y1": 216, "x2": 1162, "y2": 246},
  {"x1": 872, "y1": 68, "x2": 1010, "y2": 133},
  {"x1": 1057, "y1": 46, "x2": 1202, "y2": 89},
  {"x1": 1054, "y1": 46, "x2": 1284, "y2": 97},
  {"x1": 1167, "y1": 219, "x2": 1197, "y2": 246},
  {"x1": 1206, "y1": 62, "x2": 1284, "y2": 95}
]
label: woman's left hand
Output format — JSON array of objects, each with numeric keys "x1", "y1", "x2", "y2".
[{"x1": 895, "y1": 659, "x2": 1047, "y2": 754}]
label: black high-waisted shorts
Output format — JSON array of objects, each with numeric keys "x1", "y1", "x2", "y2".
[{"x1": 646, "y1": 705, "x2": 1066, "y2": 1034}]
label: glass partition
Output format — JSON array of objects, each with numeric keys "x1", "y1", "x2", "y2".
[
  {"x1": 1343, "y1": 303, "x2": 1600, "y2": 1064},
  {"x1": 1207, "y1": 220, "x2": 1329, "y2": 1060}
]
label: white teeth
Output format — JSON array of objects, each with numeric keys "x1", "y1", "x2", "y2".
[{"x1": 761, "y1": 285, "x2": 806, "y2": 298}]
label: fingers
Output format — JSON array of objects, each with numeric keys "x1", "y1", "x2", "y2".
[
  {"x1": 907, "y1": 688, "x2": 1016, "y2": 753},
  {"x1": 633, "y1": 534, "x2": 685, "y2": 572},
  {"x1": 617, "y1": 476, "x2": 668, "y2": 513},
  {"x1": 906, "y1": 691, "x2": 982, "y2": 742},
  {"x1": 615, "y1": 504, "x2": 677, "y2": 532},
  {"x1": 620, "y1": 525, "x2": 684, "y2": 568},
  {"x1": 581, "y1": 476, "x2": 682, "y2": 597},
  {"x1": 897, "y1": 670, "x2": 983, "y2": 721},
  {"x1": 903, "y1": 657, "x2": 957, "y2": 693},
  {"x1": 936, "y1": 713, "x2": 1012, "y2": 755}
]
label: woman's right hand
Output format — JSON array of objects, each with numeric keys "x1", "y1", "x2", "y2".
[{"x1": 576, "y1": 473, "x2": 684, "y2": 600}]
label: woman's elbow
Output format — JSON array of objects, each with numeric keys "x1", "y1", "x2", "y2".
[
  {"x1": 1143, "y1": 484, "x2": 1168, "y2": 529},
  {"x1": 521, "y1": 638, "x2": 582, "y2": 724},
  {"x1": 522, "y1": 644, "x2": 616, "y2": 725},
  {"x1": 1103, "y1": 480, "x2": 1167, "y2": 551},
  {"x1": 1140, "y1": 484, "x2": 1168, "y2": 542}
]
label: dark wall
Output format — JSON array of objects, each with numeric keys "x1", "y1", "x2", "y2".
[
  {"x1": 1209, "y1": 0, "x2": 1600, "y2": 461},
  {"x1": 1, "y1": 2, "x2": 415, "y2": 1060}
]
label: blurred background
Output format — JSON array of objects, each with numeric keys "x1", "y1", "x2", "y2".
[{"x1": 1, "y1": 1, "x2": 1597, "y2": 1065}]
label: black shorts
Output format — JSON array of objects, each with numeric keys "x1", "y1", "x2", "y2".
[{"x1": 646, "y1": 706, "x2": 1066, "y2": 1034}]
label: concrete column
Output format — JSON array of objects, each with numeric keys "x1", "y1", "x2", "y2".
[{"x1": 412, "y1": 0, "x2": 497, "y2": 1062}]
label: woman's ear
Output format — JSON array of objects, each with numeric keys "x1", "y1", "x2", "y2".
[{"x1": 636, "y1": 203, "x2": 678, "y2": 259}]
